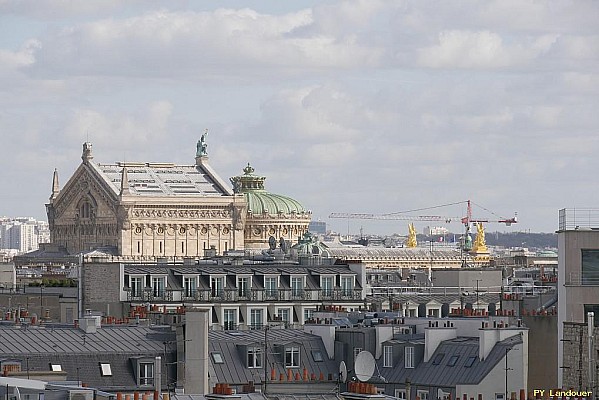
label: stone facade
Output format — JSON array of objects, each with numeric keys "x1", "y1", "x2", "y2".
[
  {"x1": 561, "y1": 321, "x2": 596, "y2": 391},
  {"x1": 46, "y1": 143, "x2": 310, "y2": 258}
]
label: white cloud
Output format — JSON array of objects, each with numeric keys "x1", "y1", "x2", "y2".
[
  {"x1": 24, "y1": 7, "x2": 383, "y2": 80},
  {"x1": 417, "y1": 30, "x2": 556, "y2": 69}
]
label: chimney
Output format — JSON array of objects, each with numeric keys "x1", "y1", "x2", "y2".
[
  {"x1": 479, "y1": 322, "x2": 527, "y2": 360},
  {"x1": 184, "y1": 308, "x2": 210, "y2": 394},
  {"x1": 424, "y1": 324, "x2": 457, "y2": 362}
]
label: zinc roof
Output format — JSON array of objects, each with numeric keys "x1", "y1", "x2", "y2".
[{"x1": 92, "y1": 161, "x2": 231, "y2": 197}]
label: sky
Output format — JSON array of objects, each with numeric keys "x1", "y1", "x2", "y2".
[{"x1": 0, "y1": 0, "x2": 598, "y2": 236}]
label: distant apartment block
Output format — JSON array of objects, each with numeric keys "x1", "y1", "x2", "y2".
[
  {"x1": 425, "y1": 226, "x2": 449, "y2": 236},
  {"x1": 0, "y1": 217, "x2": 49, "y2": 254},
  {"x1": 309, "y1": 220, "x2": 327, "y2": 235}
]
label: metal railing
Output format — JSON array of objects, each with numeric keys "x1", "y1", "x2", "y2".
[
  {"x1": 559, "y1": 208, "x2": 599, "y2": 231},
  {"x1": 125, "y1": 287, "x2": 363, "y2": 303}
]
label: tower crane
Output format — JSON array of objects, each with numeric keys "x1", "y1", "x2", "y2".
[{"x1": 329, "y1": 200, "x2": 517, "y2": 251}]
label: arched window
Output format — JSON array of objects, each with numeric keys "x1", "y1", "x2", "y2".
[{"x1": 77, "y1": 195, "x2": 97, "y2": 219}]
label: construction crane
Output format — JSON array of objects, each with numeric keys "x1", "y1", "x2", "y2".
[{"x1": 329, "y1": 200, "x2": 517, "y2": 250}]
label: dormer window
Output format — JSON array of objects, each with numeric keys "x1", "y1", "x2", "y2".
[
  {"x1": 247, "y1": 346, "x2": 263, "y2": 368},
  {"x1": 237, "y1": 276, "x2": 250, "y2": 298},
  {"x1": 139, "y1": 362, "x2": 154, "y2": 386},
  {"x1": 152, "y1": 276, "x2": 166, "y2": 297},
  {"x1": 264, "y1": 276, "x2": 278, "y2": 298},
  {"x1": 405, "y1": 346, "x2": 414, "y2": 369},
  {"x1": 321, "y1": 276, "x2": 333, "y2": 297},
  {"x1": 285, "y1": 345, "x2": 300, "y2": 368},
  {"x1": 290, "y1": 276, "x2": 304, "y2": 297}
]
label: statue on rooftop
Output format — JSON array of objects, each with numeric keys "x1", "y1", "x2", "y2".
[
  {"x1": 472, "y1": 222, "x2": 488, "y2": 252},
  {"x1": 196, "y1": 129, "x2": 208, "y2": 157},
  {"x1": 406, "y1": 223, "x2": 417, "y2": 248}
]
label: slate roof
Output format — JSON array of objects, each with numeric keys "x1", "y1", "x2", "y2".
[
  {"x1": 0, "y1": 324, "x2": 176, "y2": 391},
  {"x1": 378, "y1": 334, "x2": 522, "y2": 387},
  {"x1": 208, "y1": 329, "x2": 337, "y2": 386}
]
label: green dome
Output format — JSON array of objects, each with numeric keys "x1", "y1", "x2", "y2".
[{"x1": 230, "y1": 163, "x2": 309, "y2": 215}]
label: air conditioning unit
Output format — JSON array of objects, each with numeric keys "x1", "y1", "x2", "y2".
[
  {"x1": 401, "y1": 327, "x2": 412, "y2": 334},
  {"x1": 69, "y1": 390, "x2": 94, "y2": 400}
]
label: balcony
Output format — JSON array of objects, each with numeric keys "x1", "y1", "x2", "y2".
[
  {"x1": 126, "y1": 289, "x2": 174, "y2": 302},
  {"x1": 126, "y1": 287, "x2": 363, "y2": 303}
]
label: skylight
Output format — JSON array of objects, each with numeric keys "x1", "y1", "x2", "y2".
[
  {"x1": 50, "y1": 364, "x2": 62, "y2": 372},
  {"x1": 447, "y1": 355, "x2": 459, "y2": 367},
  {"x1": 100, "y1": 363, "x2": 112, "y2": 376},
  {"x1": 212, "y1": 353, "x2": 224, "y2": 364},
  {"x1": 432, "y1": 353, "x2": 444, "y2": 365}
]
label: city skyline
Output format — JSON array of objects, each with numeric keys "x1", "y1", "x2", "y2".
[{"x1": 1, "y1": 1, "x2": 597, "y2": 235}]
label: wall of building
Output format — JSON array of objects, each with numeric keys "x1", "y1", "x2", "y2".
[
  {"x1": 82, "y1": 261, "x2": 124, "y2": 317},
  {"x1": 522, "y1": 315, "x2": 557, "y2": 390}
]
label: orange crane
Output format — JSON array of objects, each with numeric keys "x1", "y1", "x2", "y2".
[{"x1": 329, "y1": 200, "x2": 517, "y2": 250}]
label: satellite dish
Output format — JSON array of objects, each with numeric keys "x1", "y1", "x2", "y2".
[
  {"x1": 354, "y1": 351, "x2": 375, "y2": 382},
  {"x1": 339, "y1": 361, "x2": 347, "y2": 383}
]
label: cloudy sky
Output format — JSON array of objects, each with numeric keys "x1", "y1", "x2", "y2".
[{"x1": 1, "y1": 0, "x2": 597, "y2": 236}]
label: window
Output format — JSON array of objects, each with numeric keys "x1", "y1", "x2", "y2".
[
  {"x1": 130, "y1": 276, "x2": 142, "y2": 297},
  {"x1": 183, "y1": 276, "x2": 197, "y2": 298},
  {"x1": 405, "y1": 346, "x2": 414, "y2": 368},
  {"x1": 383, "y1": 346, "x2": 393, "y2": 367},
  {"x1": 584, "y1": 305, "x2": 599, "y2": 326},
  {"x1": 264, "y1": 277, "x2": 277, "y2": 297},
  {"x1": 321, "y1": 276, "x2": 333, "y2": 297},
  {"x1": 582, "y1": 249, "x2": 599, "y2": 285},
  {"x1": 311, "y1": 350, "x2": 324, "y2": 362},
  {"x1": 139, "y1": 362, "x2": 154, "y2": 385},
  {"x1": 50, "y1": 364, "x2": 62, "y2": 372},
  {"x1": 417, "y1": 390, "x2": 429, "y2": 400},
  {"x1": 99, "y1": 363, "x2": 112, "y2": 376},
  {"x1": 152, "y1": 276, "x2": 165, "y2": 297},
  {"x1": 291, "y1": 276, "x2": 304, "y2": 297},
  {"x1": 79, "y1": 199, "x2": 94, "y2": 219},
  {"x1": 247, "y1": 346, "x2": 263, "y2": 368},
  {"x1": 341, "y1": 276, "x2": 354, "y2": 296},
  {"x1": 212, "y1": 353, "x2": 224, "y2": 364},
  {"x1": 223, "y1": 309, "x2": 237, "y2": 330},
  {"x1": 447, "y1": 355, "x2": 459, "y2": 366},
  {"x1": 495, "y1": 394, "x2": 505, "y2": 400},
  {"x1": 303, "y1": 308, "x2": 315, "y2": 323},
  {"x1": 285, "y1": 346, "x2": 300, "y2": 368},
  {"x1": 432, "y1": 353, "x2": 445, "y2": 365},
  {"x1": 428, "y1": 308, "x2": 439, "y2": 317},
  {"x1": 211, "y1": 276, "x2": 225, "y2": 297},
  {"x1": 465, "y1": 356, "x2": 477, "y2": 368},
  {"x1": 395, "y1": 390, "x2": 406, "y2": 400},
  {"x1": 250, "y1": 309, "x2": 263, "y2": 329},
  {"x1": 277, "y1": 308, "x2": 291, "y2": 324},
  {"x1": 238, "y1": 277, "x2": 250, "y2": 297}
]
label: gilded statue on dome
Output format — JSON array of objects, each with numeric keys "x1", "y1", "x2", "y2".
[
  {"x1": 472, "y1": 222, "x2": 488, "y2": 252},
  {"x1": 406, "y1": 223, "x2": 417, "y2": 248}
]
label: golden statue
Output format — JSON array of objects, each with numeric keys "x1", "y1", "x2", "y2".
[
  {"x1": 406, "y1": 223, "x2": 417, "y2": 248},
  {"x1": 472, "y1": 222, "x2": 488, "y2": 253}
]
